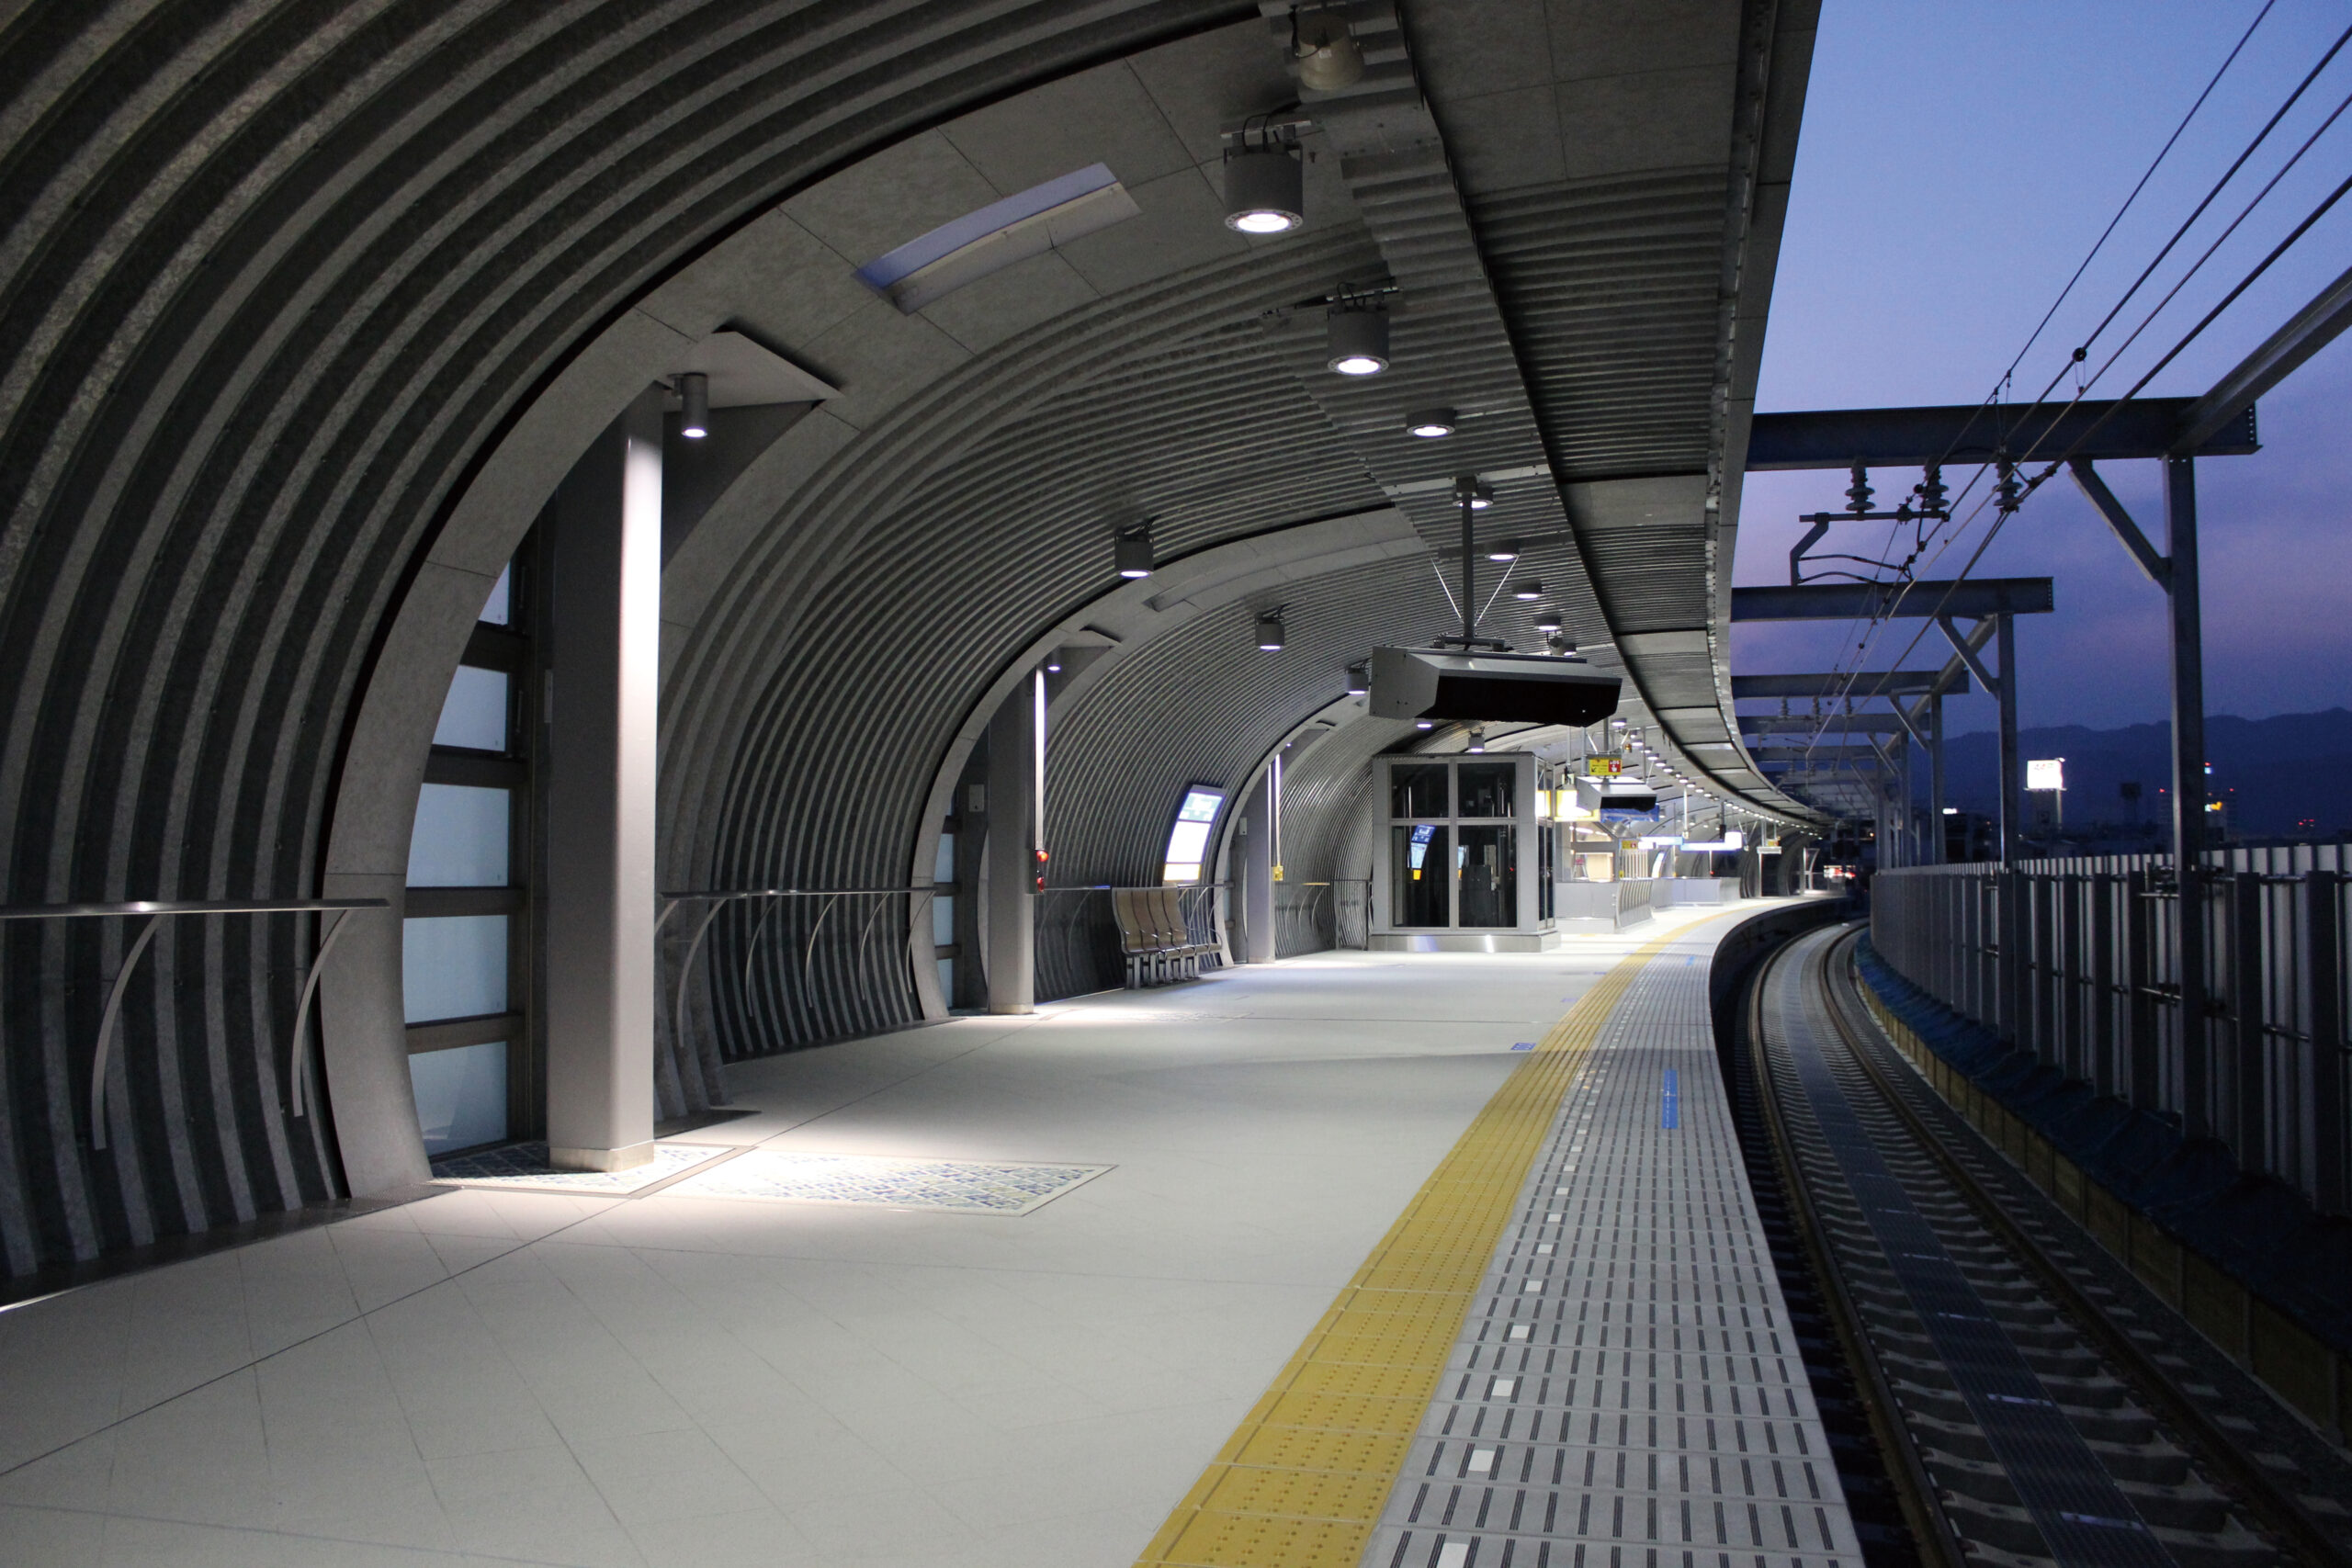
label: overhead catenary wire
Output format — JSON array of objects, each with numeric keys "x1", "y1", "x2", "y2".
[{"x1": 1786, "y1": 16, "x2": 2352, "y2": 795}]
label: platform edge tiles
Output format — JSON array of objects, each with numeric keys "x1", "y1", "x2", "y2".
[{"x1": 1136, "y1": 908, "x2": 1858, "y2": 1568}]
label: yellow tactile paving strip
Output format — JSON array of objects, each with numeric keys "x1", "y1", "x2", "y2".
[{"x1": 1134, "y1": 922, "x2": 1702, "y2": 1568}]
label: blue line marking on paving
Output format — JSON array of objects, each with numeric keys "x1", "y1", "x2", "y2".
[
  {"x1": 1661, "y1": 1067, "x2": 1679, "y2": 1128},
  {"x1": 1511, "y1": 1041, "x2": 1535, "y2": 1052}
]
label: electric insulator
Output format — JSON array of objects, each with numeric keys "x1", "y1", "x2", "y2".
[
  {"x1": 1845, "y1": 462, "x2": 1872, "y2": 516},
  {"x1": 1995, "y1": 456, "x2": 2021, "y2": 513},
  {"x1": 1919, "y1": 465, "x2": 1948, "y2": 515}
]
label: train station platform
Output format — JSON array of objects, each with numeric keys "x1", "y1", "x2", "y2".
[{"x1": 0, "y1": 902, "x2": 1849, "y2": 1568}]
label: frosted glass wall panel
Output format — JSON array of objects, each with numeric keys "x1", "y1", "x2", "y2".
[
  {"x1": 408, "y1": 785, "x2": 509, "y2": 886},
  {"x1": 932, "y1": 895, "x2": 954, "y2": 946},
  {"x1": 402, "y1": 915, "x2": 508, "y2": 1021},
  {"x1": 434, "y1": 666, "x2": 509, "y2": 750},
  {"x1": 410, "y1": 1041, "x2": 508, "y2": 1155},
  {"x1": 480, "y1": 564, "x2": 512, "y2": 626}
]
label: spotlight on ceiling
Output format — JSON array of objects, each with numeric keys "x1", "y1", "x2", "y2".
[
  {"x1": 1534, "y1": 611, "x2": 1564, "y2": 633},
  {"x1": 1255, "y1": 609, "x2": 1287, "y2": 651},
  {"x1": 1293, "y1": 7, "x2": 1365, "y2": 91},
  {"x1": 1114, "y1": 525, "x2": 1154, "y2": 579},
  {"x1": 1044, "y1": 652, "x2": 1062, "y2": 673},
  {"x1": 1223, "y1": 141, "x2": 1304, "y2": 235},
  {"x1": 679, "y1": 372, "x2": 709, "y2": 440},
  {"x1": 1453, "y1": 474, "x2": 1493, "y2": 511},
  {"x1": 1406, "y1": 407, "x2": 1458, "y2": 439},
  {"x1": 1327, "y1": 302, "x2": 1389, "y2": 376},
  {"x1": 1415, "y1": 719, "x2": 1434, "y2": 730},
  {"x1": 1486, "y1": 540, "x2": 1520, "y2": 562},
  {"x1": 1467, "y1": 726, "x2": 1487, "y2": 755},
  {"x1": 1344, "y1": 660, "x2": 1370, "y2": 696},
  {"x1": 1512, "y1": 580, "x2": 1543, "y2": 601}
]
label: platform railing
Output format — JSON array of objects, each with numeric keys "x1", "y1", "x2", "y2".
[
  {"x1": 0, "y1": 897, "x2": 389, "y2": 1149},
  {"x1": 1872, "y1": 847, "x2": 2350, "y2": 1213},
  {"x1": 657, "y1": 887, "x2": 940, "y2": 1062}
]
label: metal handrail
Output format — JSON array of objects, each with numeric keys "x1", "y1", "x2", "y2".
[
  {"x1": 655, "y1": 886, "x2": 943, "y2": 1058},
  {"x1": 0, "y1": 897, "x2": 388, "y2": 1150}
]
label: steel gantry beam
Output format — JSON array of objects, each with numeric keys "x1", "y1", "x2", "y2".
[
  {"x1": 1741, "y1": 715, "x2": 1909, "y2": 738},
  {"x1": 1730, "y1": 671, "x2": 1972, "y2": 699},
  {"x1": 1730, "y1": 578, "x2": 2053, "y2": 622},
  {"x1": 1745, "y1": 398, "x2": 2259, "y2": 471}
]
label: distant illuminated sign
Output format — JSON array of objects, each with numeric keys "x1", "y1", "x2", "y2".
[
  {"x1": 1407, "y1": 821, "x2": 1437, "y2": 880},
  {"x1": 1162, "y1": 787, "x2": 1226, "y2": 885},
  {"x1": 2026, "y1": 758, "x2": 2065, "y2": 792}
]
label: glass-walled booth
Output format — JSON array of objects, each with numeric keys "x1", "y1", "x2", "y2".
[{"x1": 1369, "y1": 752, "x2": 1557, "y2": 952}]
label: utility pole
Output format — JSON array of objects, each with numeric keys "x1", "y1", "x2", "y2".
[{"x1": 2166, "y1": 456, "x2": 2210, "y2": 1135}]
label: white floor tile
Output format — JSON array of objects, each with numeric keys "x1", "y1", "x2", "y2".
[{"x1": 0, "y1": 923, "x2": 1765, "y2": 1568}]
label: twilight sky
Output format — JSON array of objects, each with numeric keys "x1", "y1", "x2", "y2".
[{"x1": 1734, "y1": 0, "x2": 2352, "y2": 736}]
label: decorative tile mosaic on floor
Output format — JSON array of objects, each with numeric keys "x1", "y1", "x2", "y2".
[
  {"x1": 661, "y1": 1150, "x2": 1114, "y2": 1214},
  {"x1": 428, "y1": 1140, "x2": 736, "y2": 1195}
]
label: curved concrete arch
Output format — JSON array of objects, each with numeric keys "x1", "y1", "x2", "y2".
[{"x1": 901, "y1": 505, "x2": 1426, "y2": 1014}]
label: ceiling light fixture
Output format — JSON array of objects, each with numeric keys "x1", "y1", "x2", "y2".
[
  {"x1": 1486, "y1": 540, "x2": 1518, "y2": 561},
  {"x1": 1114, "y1": 525, "x2": 1154, "y2": 579},
  {"x1": 1512, "y1": 580, "x2": 1543, "y2": 601},
  {"x1": 1416, "y1": 720, "x2": 1434, "y2": 730},
  {"x1": 1255, "y1": 609, "x2": 1287, "y2": 651},
  {"x1": 1223, "y1": 137, "x2": 1304, "y2": 235},
  {"x1": 1293, "y1": 7, "x2": 1365, "y2": 91},
  {"x1": 1407, "y1": 407, "x2": 1457, "y2": 439},
  {"x1": 1344, "y1": 660, "x2": 1369, "y2": 696},
  {"x1": 1044, "y1": 652, "x2": 1062, "y2": 673},
  {"x1": 1327, "y1": 301, "x2": 1389, "y2": 376},
  {"x1": 1534, "y1": 611, "x2": 1564, "y2": 633},
  {"x1": 1453, "y1": 476, "x2": 1493, "y2": 511},
  {"x1": 679, "y1": 372, "x2": 709, "y2": 439}
]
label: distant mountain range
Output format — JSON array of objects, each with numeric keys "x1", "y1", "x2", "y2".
[{"x1": 1924, "y1": 708, "x2": 2352, "y2": 840}]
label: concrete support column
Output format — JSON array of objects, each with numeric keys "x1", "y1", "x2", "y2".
[
  {"x1": 985, "y1": 671, "x2": 1043, "y2": 1014},
  {"x1": 1240, "y1": 768, "x2": 1276, "y2": 964},
  {"x1": 544, "y1": 389, "x2": 662, "y2": 1171}
]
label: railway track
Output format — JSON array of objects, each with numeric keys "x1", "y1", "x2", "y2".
[{"x1": 1737, "y1": 921, "x2": 2352, "y2": 1568}]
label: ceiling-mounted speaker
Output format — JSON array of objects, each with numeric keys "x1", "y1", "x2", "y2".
[
  {"x1": 1295, "y1": 8, "x2": 1365, "y2": 91},
  {"x1": 1369, "y1": 648, "x2": 1620, "y2": 727}
]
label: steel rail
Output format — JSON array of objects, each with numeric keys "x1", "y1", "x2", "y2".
[
  {"x1": 1744, "y1": 931, "x2": 1970, "y2": 1568},
  {"x1": 1804, "y1": 926, "x2": 2352, "y2": 1568}
]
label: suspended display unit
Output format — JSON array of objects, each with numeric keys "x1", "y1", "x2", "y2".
[{"x1": 1369, "y1": 751, "x2": 1558, "y2": 952}]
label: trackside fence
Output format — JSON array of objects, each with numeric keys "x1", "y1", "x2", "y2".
[{"x1": 1873, "y1": 848, "x2": 2351, "y2": 1215}]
